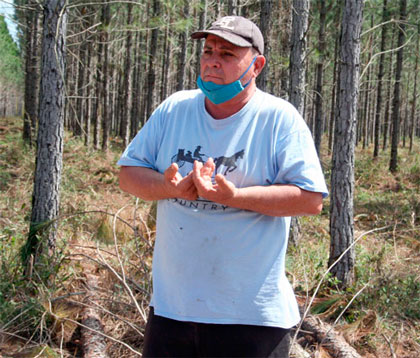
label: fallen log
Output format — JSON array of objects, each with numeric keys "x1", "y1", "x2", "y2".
[
  {"x1": 299, "y1": 314, "x2": 362, "y2": 358},
  {"x1": 81, "y1": 273, "x2": 109, "y2": 358}
]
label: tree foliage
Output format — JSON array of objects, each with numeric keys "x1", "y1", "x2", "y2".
[{"x1": 0, "y1": 14, "x2": 23, "y2": 116}]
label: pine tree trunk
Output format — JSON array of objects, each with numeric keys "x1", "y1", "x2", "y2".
[
  {"x1": 120, "y1": 3, "x2": 133, "y2": 147},
  {"x1": 160, "y1": 20, "x2": 170, "y2": 101},
  {"x1": 362, "y1": 48, "x2": 372, "y2": 150},
  {"x1": 279, "y1": 1, "x2": 292, "y2": 98},
  {"x1": 382, "y1": 28, "x2": 395, "y2": 151},
  {"x1": 75, "y1": 31, "x2": 87, "y2": 137},
  {"x1": 289, "y1": 0, "x2": 309, "y2": 114},
  {"x1": 313, "y1": 0, "x2": 327, "y2": 156},
  {"x1": 195, "y1": 0, "x2": 208, "y2": 81},
  {"x1": 101, "y1": 1, "x2": 110, "y2": 151},
  {"x1": 288, "y1": 0, "x2": 309, "y2": 247},
  {"x1": 84, "y1": 11, "x2": 95, "y2": 147},
  {"x1": 329, "y1": 0, "x2": 363, "y2": 288},
  {"x1": 227, "y1": 0, "x2": 238, "y2": 15},
  {"x1": 93, "y1": 31, "x2": 102, "y2": 150},
  {"x1": 389, "y1": 0, "x2": 407, "y2": 173},
  {"x1": 176, "y1": 0, "x2": 190, "y2": 91},
  {"x1": 146, "y1": 0, "x2": 160, "y2": 120},
  {"x1": 409, "y1": 32, "x2": 419, "y2": 153},
  {"x1": 22, "y1": 0, "x2": 39, "y2": 144},
  {"x1": 328, "y1": 32, "x2": 340, "y2": 154},
  {"x1": 131, "y1": 30, "x2": 143, "y2": 138},
  {"x1": 373, "y1": 0, "x2": 388, "y2": 158},
  {"x1": 27, "y1": 0, "x2": 67, "y2": 267},
  {"x1": 256, "y1": 0, "x2": 272, "y2": 91}
]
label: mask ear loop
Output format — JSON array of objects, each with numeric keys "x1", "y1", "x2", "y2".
[{"x1": 239, "y1": 56, "x2": 258, "y2": 88}]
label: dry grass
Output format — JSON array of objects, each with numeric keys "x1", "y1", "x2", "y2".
[{"x1": 1, "y1": 116, "x2": 419, "y2": 357}]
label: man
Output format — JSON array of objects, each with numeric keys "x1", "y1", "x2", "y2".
[{"x1": 118, "y1": 16, "x2": 328, "y2": 357}]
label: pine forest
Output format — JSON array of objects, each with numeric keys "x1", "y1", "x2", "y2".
[{"x1": 0, "y1": 0, "x2": 419, "y2": 357}]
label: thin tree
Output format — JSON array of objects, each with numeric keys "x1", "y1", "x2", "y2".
[
  {"x1": 101, "y1": 1, "x2": 111, "y2": 151},
  {"x1": 329, "y1": 0, "x2": 364, "y2": 287},
  {"x1": 373, "y1": 0, "x2": 389, "y2": 158},
  {"x1": 176, "y1": 0, "x2": 190, "y2": 91},
  {"x1": 289, "y1": 0, "x2": 309, "y2": 115},
  {"x1": 195, "y1": 0, "x2": 208, "y2": 80},
  {"x1": 22, "y1": 1, "x2": 40, "y2": 144},
  {"x1": 313, "y1": 0, "x2": 327, "y2": 156},
  {"x1": 256, "y1": 0, "x2": 272, "y2": 91},
  {"x1": 288, "y1": 0, "x2": 310, "y2": 247},
  {"x1": 389, "y1": 0, "x2": 407, "y2": 173},
  {"x1": 409, "y1": 28, "x2": 419, "y2": 153},
  {"x1": 25, "y1": 0, "x2": 67, "y2": 270},
  {"x1": 383, "y1": 27, "x2": 396, "y2": 151},
  {"x1": 145, "y1": 0, "x2": 160, "y2": 120},
  {"x1": 227, "y1": 0, "x2": 238, "y2": 15},
  {"x1": 120, "y1": 3, "x2": 133, "y2": 147}
]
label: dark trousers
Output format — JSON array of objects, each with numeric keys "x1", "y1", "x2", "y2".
[{"x1": 142, "y1": 308, "x2": 291, "y2": 358}]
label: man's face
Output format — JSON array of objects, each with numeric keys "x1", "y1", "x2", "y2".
[{"x1": 200, "y1": 34, "x2": 255, "y2": 85}]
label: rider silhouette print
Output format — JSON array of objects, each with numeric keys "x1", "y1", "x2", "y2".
[{"x1": 171, "y1": 146, "x2": 245, "y2": 176}]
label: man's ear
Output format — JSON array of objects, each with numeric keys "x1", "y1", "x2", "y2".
[{"x1": 253, "y1": 55, "x2": 266, "y2": 77}]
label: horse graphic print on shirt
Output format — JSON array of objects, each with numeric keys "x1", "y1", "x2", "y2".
[{"x1": 171, "y1": 146, "x2": 245, "y2": 176}]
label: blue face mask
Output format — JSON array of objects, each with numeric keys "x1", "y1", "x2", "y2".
[{"x1": 197, "y1": 56, "x2": 257, "y2": 105}]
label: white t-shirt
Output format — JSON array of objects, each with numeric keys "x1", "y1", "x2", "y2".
[{"x1": 118, "y1": 89, "x2": 328, "y2": 328}]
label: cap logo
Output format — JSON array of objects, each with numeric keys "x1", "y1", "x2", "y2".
[{"x1": 214, "y1": 17, "x2": 236, "y2": 31}]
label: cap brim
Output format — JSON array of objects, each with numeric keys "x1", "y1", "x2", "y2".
[{"x1": 191, "y1": 30, "x2": 252, "y2": 48}]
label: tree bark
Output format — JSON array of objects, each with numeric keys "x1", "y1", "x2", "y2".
[
  {"x1": 328, "y1": 31, "x2": 340, "y2": 154},
  {"x1": 75, "y1": 24, "x2": 87, "y2": 137},
  {"x1": 120, "y1": 3, "x2": 133, "y2": 147},
  {"x1": 382, "y1": 27, "x2": 395, "y2": 152},
  {"x1": 289, "y1": 0, "x2": 309, "y2": 114},
  {"x1": 176, "y1": 0, "x2": 190, "y2": 91},
  {"x1": 145, "y1": 0, "x2": 160, "y2": 120},
  {"x1": 26, "y1": 0, "x2": 67, "y2": 267},
  {"x1": 389, "y1": 0, "x2": 407, "y2": 173},
  {"x1": 313, "y1": 0, "x2": 327, "y2": 156},
  {"x1": 373, "y1": 0, "x2": 389, "y2": 158},
  {"x1": 409, "y1": 31, "x2": 419, "y2": 153},
  {"x1": 300, "y1": 314, "x2": 362, "y2": 358},
  {"x1": 329, "y1": 0, "x2": 364, "y2": 288},
  {"x1": 22, "y1": 1, "x2": 40, "y2": 144},
  {"x1": 101, "y1": 1, "x2": 111, "y2": 151},
  {"x1": 256, "y1": 0, "x2": 273, "y2": 91},
  {"x1": 131, "y1": 30, "x2": 143, "y2": 138},
  {"x1": 81, "y1": 272, "x2": 109, "y2": 358},
  {"x1": 194, "y1": 0, "x2": 208, "y2": 82},
  {"x1": 288, "y1": 0, "x2": 309, "y2": 247},
  {"x1": 227, "y1": 0, "x2": 238, "y2": 15}
]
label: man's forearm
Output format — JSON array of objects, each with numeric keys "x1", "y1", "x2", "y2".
[
  {"x1": 222, "y1": 184, "x2": 323, "y2": 217},
  {"x1": 119, "y1": 165, "x2": 198, "y2": 201},
  {"x1": 119, "y1": 166, "x2": 169, "y2": 201}
]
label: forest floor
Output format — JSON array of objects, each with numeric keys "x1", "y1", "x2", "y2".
[{"x1": 0, "y1": 116, "x2": 419, "y2": 358}]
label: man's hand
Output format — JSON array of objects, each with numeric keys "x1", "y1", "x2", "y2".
[
  {"x1": 192, "y1": 158, "x2": 237, "y2": 203},
  {"x1": 163, "y1": 163, "x2": 198, "y2": 201}
]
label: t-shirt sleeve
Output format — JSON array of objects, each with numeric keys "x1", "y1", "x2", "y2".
[
  {"x1": 117, "y1": 109, "x2": 162, "y2": 170},
  {"x1": 273, "y1": 113, "x2": 329, "y2": 198}
]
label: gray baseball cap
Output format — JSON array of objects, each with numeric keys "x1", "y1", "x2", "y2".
[{"x1": 191, "y1": 16, "x2": 264, "y2": 55}]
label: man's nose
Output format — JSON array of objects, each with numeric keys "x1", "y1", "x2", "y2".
[{"x1": 205, "y1": 54, "x2": 221, "y2": 68}]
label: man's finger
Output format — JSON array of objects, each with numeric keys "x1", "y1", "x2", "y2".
[
  {"x1": 165, "y1": 162, "x2": 179, "y2": 179},
  {"x1": 202, "y1": 157, "x2": 215, "y2": 176},
  {"x1": 193, "y1": 160, "x2": 203, "y2": 178},
  {"x1": 215, "y1": 174, "x2": 227, "y2": 186}
]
